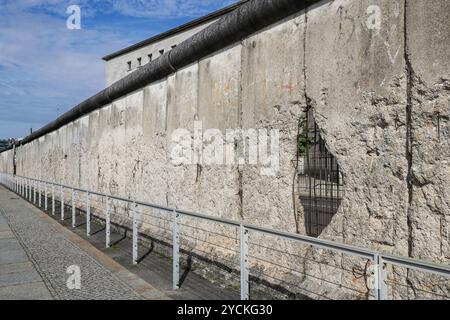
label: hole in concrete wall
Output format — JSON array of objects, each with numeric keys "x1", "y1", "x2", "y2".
[
  {"x1": 148, "y1": 54, "x2": 153, "y2": 62},
  {"x1": 127, "y1": 61, "x2": 132, "y2": 71},
  {"x1": 159, "y1": 49, "x2": 165, "y2": 56},
  {"x1": 137, "y1": 57, "x2": 142, "y2": 68},
  {"x1": 298, "y1": 107, "x2": 344, "y2": 237}
]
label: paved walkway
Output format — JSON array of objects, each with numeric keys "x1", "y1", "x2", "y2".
[
  {"x1": 0, "y1": 210, "x2": 53, "y2": 300},
  {"x1": 0, "y1": 186, "x2": 167, "y2": 300}
]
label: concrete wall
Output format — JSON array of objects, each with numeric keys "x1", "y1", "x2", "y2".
[
  {"x1": 2, "y1": 0, "x2": 449, "y2": 299},
  {"x1": 0, "y1": 150, "x2": 13, "y2": 174}
]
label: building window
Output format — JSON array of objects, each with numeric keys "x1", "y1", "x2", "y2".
[
  {"x1": 148, "y1": 54, "x2": 152, "y2": 62},
  {"x1": 127, "y1": 61, "x2": 132, "y2": 71},
  {"x1": 137, "y1": 57, "x2": 142, "y2": 68},
  {"x1": 171, "y1": 45, "x2": 177, "y2": 50},
  {"x1": 298, "y1": 107, "x2": 344, "y2": 237},
  {"x1": 159, "y1": 49, "x2": 165, "y2": 56}
]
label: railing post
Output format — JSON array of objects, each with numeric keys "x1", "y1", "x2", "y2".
[
  {"x1": 172, "y1": 209, "x2": 180, "y2": 290},
  {"x1": 33, "y1": 180, "x2": 36, "y2": 204},
  {"x1": 52, "y1": 184, "x2": 55, "y2": 216},
  {"x1": 376, "y1": 254, "x2": 388, "y2": 300},
  {"x1": 38, "y1": 181, "x2": 41, "y2": 207},
  {"x1": 44, "y1": 183, "x2": 48, "y2": 211},
  {"x1": 61, "y1": 186, "x2": 65, "y2": 221},
  {"x1": 72, "y1": 189, "x2": 76, "y2": 228},
  {"x1": 132, "y1": 203, "x2": 139, "y2": 265},
  {"x1": 86, "y1": 192, "x2": 91, "y2": 236},
  {"x1": 105, "y1": 197, "x2": 110, "y2": 248},
  {"x1": 240, "y1": 224, "x2": 249, "y2": 300}
]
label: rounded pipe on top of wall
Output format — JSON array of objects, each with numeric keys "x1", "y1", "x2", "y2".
[{"x1": 3, "y1": 0, "x2": 317, "y2": 153}]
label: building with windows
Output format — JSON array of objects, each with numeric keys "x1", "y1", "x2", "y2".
[{"x1": 102, "y1": 1, "x2": 247, "y2": 86}]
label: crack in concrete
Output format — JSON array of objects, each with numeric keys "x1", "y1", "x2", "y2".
[
  {"x1": 404, "y1": 0, "x2": 420, "y2": 299},
  {"x1": 404, "y1": 0, "x2": 414, "y2": 260}
]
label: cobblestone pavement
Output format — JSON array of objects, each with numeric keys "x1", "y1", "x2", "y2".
[{"x1": 0, "y1": 186, "x2": 151, "y2": 300}]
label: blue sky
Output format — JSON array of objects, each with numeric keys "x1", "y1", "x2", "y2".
[{"x1": 0, "y1": 0, "x2": 237, "y2": 139}]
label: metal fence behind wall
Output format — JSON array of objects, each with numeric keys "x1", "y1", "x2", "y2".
[
  {"x1": 1, "y1": 173, "x2": 449, "y2": 300},
  {"x1": 298, "y1": 107, "x2": 345, "y2": 237}
]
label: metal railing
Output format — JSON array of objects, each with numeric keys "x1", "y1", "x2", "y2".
[{"x1": 1, "y1": 172, "x2": 449, "y2": 300}]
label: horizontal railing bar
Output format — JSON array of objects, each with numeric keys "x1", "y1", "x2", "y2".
[
  {"x1": 243, "y1": 223, "x2": 375, "y2": 260},
  {"x1": 2, "y1": 173, "x2": 450, "y2": 279},
  {"x1": 13, "y1": 175, "x2": 241, "y2": 227},
  {"x1": 176, "y1": 209, "x2": 240, "y2": 227},
  {"x1": 381, "y1": 254, "x2": 450, "y2": 278}
]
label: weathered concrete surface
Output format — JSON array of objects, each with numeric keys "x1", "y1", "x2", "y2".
[
  {"x1": 400, "y1": 0, "x2": 450, "y2": 300},
  {"x1": 306, "y1": 0, "x2": 407, "y2": 250},
  {"x1": 406, "y1": 0, "x2": 450, "y2": 263},
  {"x1": 1, "y1": 0, "x2": 450, "y2": 299},
  {"x1": 0, "y1": 151, "x2": 13, "y2": 175},
  {"x1": 299, "y1": 0, "x2": 409, "y2": 299},
  {"x1": 241, "y1": 12, "x2": 305, "y2": 233}
]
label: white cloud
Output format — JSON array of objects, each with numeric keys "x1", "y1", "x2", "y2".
[
  {"x1": 109, "y1": 0, "x2": 238, "y2": 18},
  {"x1": 1, "y1": 0, "x2": 238, "y2": 18}
]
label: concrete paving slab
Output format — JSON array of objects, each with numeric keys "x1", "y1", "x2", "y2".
[
  {"x1": 0, "y1": 225, "x2": 12, "y2": 232},
  {"x1": 0, "y1": 249, "x2": 29, "y2": 265},
  {"x1": 0, "y1": 239, "x2": 23, "y2": 252},
  {"x1": 0, "y1": 262, "x2": 35, "y2": 275},
  {"x1": 0, "y1": 270, "x2": 42, "y2": 287},
  {"x1": 0, "y1": 282, "x2": 53, "y2": 300},
  {"x1": 0, "y1": 231, "x2": 15, "y2": 239}
]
